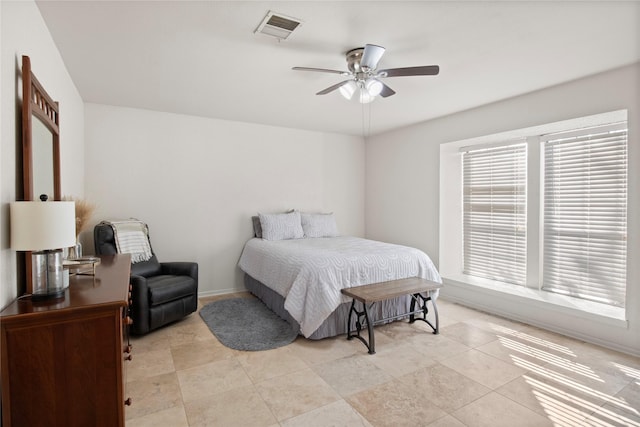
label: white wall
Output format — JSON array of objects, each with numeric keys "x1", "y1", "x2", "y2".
[
  {"x1": 366, "y1": 63, "x2": 640, "y2": 355},
  {"x1": 0, "y1": 0, "x2": 84, "y2": 309},
  {"x1": 84, "y1": 104, "x2": 365, "y2": 296}
]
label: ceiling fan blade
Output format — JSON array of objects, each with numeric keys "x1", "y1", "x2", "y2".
[
  {"x1": 316, "y1": 80, "x2": 352, "y2": 95},
  {"x1": 361, "y1": 44, "x2": 385, "y2": 70},
  {"x1": 292, "y1": 67, "x2": 349, "y2": 75},
  {"x1": 378, "y1": 65, "x2": 440, "y2": 78},
  {"x1": 379, "y1": 82, "x2": 396, "y2": 98}
]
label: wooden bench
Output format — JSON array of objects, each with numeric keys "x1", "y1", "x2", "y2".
[{"x1": 341, "y1": 277, "x2": 443, "y2": 354}]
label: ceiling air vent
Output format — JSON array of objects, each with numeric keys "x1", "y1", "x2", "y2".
[{"x1": 255, "y1": 11, "x2": 302, "y2": 41}]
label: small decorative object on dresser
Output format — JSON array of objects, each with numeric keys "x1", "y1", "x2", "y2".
[
  {"x1": 63, "y1": 256, "x2": 100, "y2": 276},
  {"x1": 62, "y1": 196, "x2": 96, "y2": 259}
]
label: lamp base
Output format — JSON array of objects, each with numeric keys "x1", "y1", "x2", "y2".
[
  {"x1": 31, "y1": 288, "x2": 65, "y2": 301},
  {"x1": 32, "y1": 249, "x2": 65, "y2": 301}
]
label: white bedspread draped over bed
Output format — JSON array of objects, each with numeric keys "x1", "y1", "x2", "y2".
[{"x1": 238, "y1": 236, "x2": 442, "y2": 338}]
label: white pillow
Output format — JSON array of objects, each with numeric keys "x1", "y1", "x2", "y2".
[
  {"x1": 259, "y1": 211, "x2": 304, "y2": 241},
  {"x1": 300, "y1": 212, "x2": 339, "y2": 238}
]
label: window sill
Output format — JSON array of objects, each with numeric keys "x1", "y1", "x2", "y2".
[{"x1": 441, "y1": 274, "x2": 628, "y2": 329}]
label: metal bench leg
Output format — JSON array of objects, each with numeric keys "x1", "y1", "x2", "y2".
[
  {"x1": 431, "y1": 296, "x2": 440, "y2": 334},
  {"x1": 346, "y1": 299, "x2": 356, "y2": 340},
  {"x1": 363, "y1": 302, "x2": 375, "y2": 354},
  {"x1": 345, "y1": 299, "x2": 376, "y2": 354},
  {"x1": 409, "y1": 293, "x2": 440, "y2": 334},
  {"x1": 409, "y1": 293, "x2": 417, "y2": 323}
]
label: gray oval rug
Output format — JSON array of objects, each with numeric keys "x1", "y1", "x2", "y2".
[{"x1": 199, "y1": 297, "x2": 298, "y2": 351}]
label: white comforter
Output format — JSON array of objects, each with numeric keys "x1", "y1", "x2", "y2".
[{"x1": 238, "y1": 236, "x2": 441, "y2": 337}]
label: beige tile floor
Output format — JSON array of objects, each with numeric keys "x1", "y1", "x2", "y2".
[{"x1": 125, "y1": 294, "x2": 640, "y2": 426}]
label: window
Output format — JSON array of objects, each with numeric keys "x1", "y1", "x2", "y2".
[
  {"x1": 462, "y1": 142, "x2": 527, "y2": 285},
  {"x1": 542, "y1": 123, "x2": 628, "y2": 307},
  {"x1": 456, "y1": 116, "x2": 628, "y2": 308}
]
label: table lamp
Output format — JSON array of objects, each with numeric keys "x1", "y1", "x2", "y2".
[{"x1": 10, "y1": 199, "x2": 76, "y2": 300}]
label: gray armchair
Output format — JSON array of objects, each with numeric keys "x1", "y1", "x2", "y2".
[{"x1": 94, "y1": 223, "x2": 198, "y2": 335}]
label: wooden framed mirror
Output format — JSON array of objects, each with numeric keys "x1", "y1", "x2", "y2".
[
  {"x1": 22, "y1": 55, "x2": 61, "y2": 202},
  {"x1": 21, "y1": 55, "x2": 61, "y2": 293}
]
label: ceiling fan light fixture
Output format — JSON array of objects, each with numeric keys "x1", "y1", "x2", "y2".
[
  {"x1": 365, "y1": 78, "x2": 383, "y2": 97},
  {"x1": 292, "y1": 43, "x2": 440, "y2": 102},
  {"x1": 339, "y1": 80, "x2": 357, "y2": 100},
  {"x1": 358, "y1": 88, "x2": 376, "y2": 104}
]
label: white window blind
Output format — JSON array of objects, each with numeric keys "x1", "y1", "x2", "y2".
[
  {"x1": 463, "y1": 142, "x2": 527, "y2": 285},
  {"x1": 542, "y1": 123, "x2": 628, "y2": 307}
]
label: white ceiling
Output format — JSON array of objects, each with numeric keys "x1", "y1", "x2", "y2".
[{"x1": 36, "y1": 1, "x2": 640, "y2": 136}]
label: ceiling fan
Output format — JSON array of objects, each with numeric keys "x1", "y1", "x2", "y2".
[{"x1": 292, "y1": 44, "x2": 439, "y2": 103}]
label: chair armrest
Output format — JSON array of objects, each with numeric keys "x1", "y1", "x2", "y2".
[
  {"x1": 129, "y1": 275, "x2": 151, "y2": 335},
  {"x1": 160, "y1": 262, "x2": 198, "y2": 282}
]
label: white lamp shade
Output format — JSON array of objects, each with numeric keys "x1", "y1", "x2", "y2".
[
  {"x1": 358, "y1": 88, "x2": 376, "y2": 104},
  {"x1": 365, "y1": 79, "x2": 383, "y2": 96},
  {"x1": 339, "y1": 80, "x2": 357, "y2": 100},
  {"x1": 10, "y1": 201, "x2": 76, "y2": 251}
]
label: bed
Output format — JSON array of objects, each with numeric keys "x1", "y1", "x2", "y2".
[{"x1": 238, "y1": 213, "x2": 441, "y2": 339}]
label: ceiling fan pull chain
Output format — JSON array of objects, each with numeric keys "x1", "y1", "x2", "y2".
[
  {"x1": 361, "y1": 102, "x2": 365, "y2": 137},
  {"x1": 361, "y1": 102, "x2": 373, "y2": 138}
]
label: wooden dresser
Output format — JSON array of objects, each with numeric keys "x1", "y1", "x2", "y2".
[{"x1": 1, "y1": 254, "x2": 132, "y2": 427}]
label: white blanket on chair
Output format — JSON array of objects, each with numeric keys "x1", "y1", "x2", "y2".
[{"x1": 107, "y1": 220, "x2": 153, "y2": 264}]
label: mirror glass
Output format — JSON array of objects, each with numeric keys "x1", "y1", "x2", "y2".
[{"x1": 31, "y1": 115, "x2": 55, "y2": 200}]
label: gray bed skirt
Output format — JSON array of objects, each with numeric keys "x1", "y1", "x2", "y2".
[{"x1": 244, "y1": 273, "x2": 413, "y2": 340}]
